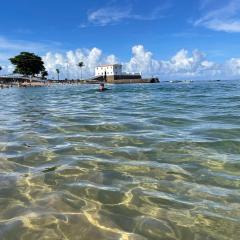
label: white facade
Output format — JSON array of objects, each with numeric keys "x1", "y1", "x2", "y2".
[{"x1": 95, "y1": 64, "x2": 123, "y2": 77}]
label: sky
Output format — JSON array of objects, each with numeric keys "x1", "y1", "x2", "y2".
[{"x1": 0, "y1": 0, "x2": 240, "y2": 80}]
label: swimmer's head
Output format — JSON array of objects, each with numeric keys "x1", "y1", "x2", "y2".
[{"x1": 99, "y1": 83, "x2": 105, "y2": 91}]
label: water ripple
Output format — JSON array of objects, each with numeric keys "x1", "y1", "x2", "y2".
[{"x1": 0, "y1": 81, "x2": 240, "y2": 239}]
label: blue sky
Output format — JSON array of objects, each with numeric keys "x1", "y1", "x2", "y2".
[{"x1": 1, "y1": 0, "x2": 240, "y2": 79}]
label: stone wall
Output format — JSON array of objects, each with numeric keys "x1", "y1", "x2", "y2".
[
  {"x1": 106, "y1": 74, "x2": 141, "y2": 83},
  {"x1": 107, "y1": 78, "x2": 159, "y2": 84}
]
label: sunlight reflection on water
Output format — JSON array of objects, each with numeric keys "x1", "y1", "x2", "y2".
[{"x1": 0, "y1": 81, "x2": 240, "y2": 239}]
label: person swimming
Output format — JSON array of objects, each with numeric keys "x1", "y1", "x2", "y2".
[{"x1": 99, "y1": 83, "x2": 108, "y2": 92}]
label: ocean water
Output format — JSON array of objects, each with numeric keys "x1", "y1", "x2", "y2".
[{"x1": 0, "y1": 81, "x2": 240, "y2": 240}]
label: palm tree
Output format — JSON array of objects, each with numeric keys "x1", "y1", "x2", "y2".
[
  {"x1": 56, "y1": 69, "x2": 60, "y2": 81},
  {"x1": 78, "y1": 62, "x2": 84, "y2": 80}
]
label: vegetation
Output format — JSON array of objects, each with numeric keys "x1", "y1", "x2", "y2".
[
  {"x1": 78, "y1": 62, "x2": 84, "y2": 80},
  {"x1": 56, "y1": 68, "x2": 60, "y2": 80},
  {"x1": 41, "y1": 70, "x2": 48, "y2": 80},
  {"x1": 9, "y1": 52, "x2": 45, "y2": 77},
  {"x1": 0, "y1": 66, "x2": 2, "y2": 75}
]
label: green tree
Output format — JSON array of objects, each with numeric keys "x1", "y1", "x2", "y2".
[
  {"x1": 78, "y1": 62, "x2": 84, "y2": 80},
  {"x1": 9, "y1": 52, "x2": 45, "y2": 77},
  {"x1": 41, "y1": 70, "x2": 48, "y2": 80},
  {"x1": 56, "y1": 68, "x2": 60, "y2": 80}
]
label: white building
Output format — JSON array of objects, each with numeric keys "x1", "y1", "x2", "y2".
[{"x1": 95, "y1": 64, "x2": 123, "y2": 77}]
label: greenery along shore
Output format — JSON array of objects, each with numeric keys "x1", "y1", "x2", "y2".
[
  {"x1": 0, "y1": 51, "x2": 158, "y2": 87},
  {"x1": 0, "y1": 52, "x2": 85, "y2": 82}
]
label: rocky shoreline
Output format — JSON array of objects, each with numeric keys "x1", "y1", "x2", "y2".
[
  {"x1": 0, "y1": 82, "x2": 49, "y2": 89},
  {"x1": 0, "y1": 76, "x2": 160, "y2": 90}
]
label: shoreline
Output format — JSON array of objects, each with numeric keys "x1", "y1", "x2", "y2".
[
  {"x1": 0, "y1": 82, "x2": 50, "y2": 89},
  {"x1": 0, "y1": 78, "x2": 160, "y2": 89}
]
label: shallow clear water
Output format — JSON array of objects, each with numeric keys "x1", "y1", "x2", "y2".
[{"x1": 0, "y1": 81, "x2": 240, "y2": 240}]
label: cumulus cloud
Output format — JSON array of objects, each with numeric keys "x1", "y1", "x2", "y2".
[
  {"x1": 125, "y1": 45, "x2": 221, "y2": 78},
  {"x1": 194, "y1": 0, "x2": 240, "y2": 32},
  {"x1": 126, "y1": 45, "x2": 160, "y2": 74},
  {"x1": 38, "y1": 45, "x2": 240, "y2": 80},
  {"x1": 105, "y1": 54, "x2": 118, "y2": 64},
  {"x1": 161, "y1": 49, "x2": 221, "y2": 77},
  {"x1": 0, "y1": 64, "x2": 14, "y2": 75},
  {"x1": 42, "y1": 48, "x2": 104, "y2": 79},
  {"x1": 1, "y1": 44, "x2": 240, "y2": 80},
  {"x1": 225, "y1": 58, "x2": 240, "y2": 75}
]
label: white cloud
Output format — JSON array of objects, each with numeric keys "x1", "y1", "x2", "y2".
[
  {"x1": 194, "y1": 0, "x2": 240, "y2": 32},
  {"x1": 1, "y1": 40, "x2": 240, "y2": 80},
  {"x1": 225, "y1": 58, "x2": 240, "y2": 75},
  {"x1": 38, "y1": 45, "x2": 240, "y2": 80},
  {"x1": 126, "y1": 45, "x2": 160, "y2": 74},
  {"x1": 125, "y1": 45, "x2": 220, "y2": 78},
  {"x1": 88, "y1": 7, "x2": 131, "y2": 26},
  {"x1": 0, "y1": 63, "x2": 14, "y2": 75},
  {"x1": 205, "y1": 20, "x2": 240, "y2": 32},
  {"x1": 105, "y1": 54, "x2": 118, "y2": 64},
  {"x1": 42, "y1": 48, "x2": 108, "y2": 79},
  {"x1": 86, "y1": 2, "x2": 170, "y2": 27}
]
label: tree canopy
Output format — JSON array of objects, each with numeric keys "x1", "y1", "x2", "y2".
[
  {"x1": 78, "y1": 62, "x2": 84, "y2": 80},
  {"x1": 41, "y1": 70, "x2": 48, "y2": 79},
  {"x1": 9, "y1": 52, "x2": 45, "y2": 76},
  {"x1": 56, "y1": 68, "x2": 60, "y2": 80},
  {"x1": 78, "y1": 62, "x2": 84, "y2": 68}
]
